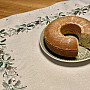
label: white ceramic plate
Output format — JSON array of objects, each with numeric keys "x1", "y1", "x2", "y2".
[{"x1": 40, "y1": 29, "x2": 90, "y2": 62}]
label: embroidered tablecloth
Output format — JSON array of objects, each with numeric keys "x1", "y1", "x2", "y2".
[{"x1": 0, "y1": 0, "x2": 90, "y2": 90}]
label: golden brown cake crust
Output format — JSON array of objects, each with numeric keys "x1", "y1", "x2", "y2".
[{"x1": 44, "y1": 16, "x2": 90, "y2": 57}]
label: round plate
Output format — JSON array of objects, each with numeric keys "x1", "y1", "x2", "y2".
[{"x1": 40, "y1": 29, "x2": 90, "y2": 62}]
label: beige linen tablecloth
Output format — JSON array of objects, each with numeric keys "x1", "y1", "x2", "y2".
[{"x1": 0, "y1": 0, "x2": 90, "y2": 90}]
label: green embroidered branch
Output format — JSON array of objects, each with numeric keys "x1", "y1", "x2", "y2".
[
  {"x1": 7, "y1": 5, "x2": 90, "y2": 36},
  {"x1": 0, "y1": 38, "x2": 27, "y2": 89}
]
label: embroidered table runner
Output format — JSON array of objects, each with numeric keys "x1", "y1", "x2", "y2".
[{"x1": 0, "y1": 0, "x2": 90, "y2": 89}]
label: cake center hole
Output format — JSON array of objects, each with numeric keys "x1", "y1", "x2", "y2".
[{"x1": 60, "y1": 24, "x2": 81, "y2": 40}]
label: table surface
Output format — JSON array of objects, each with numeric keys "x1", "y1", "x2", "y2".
[{"x1": 0, "y1": 0, "x2": 66, "y2": 19}]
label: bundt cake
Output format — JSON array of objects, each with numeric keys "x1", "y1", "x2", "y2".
[{"x1": 44, "y1": 16, "x2": 90, "y2": 57}]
